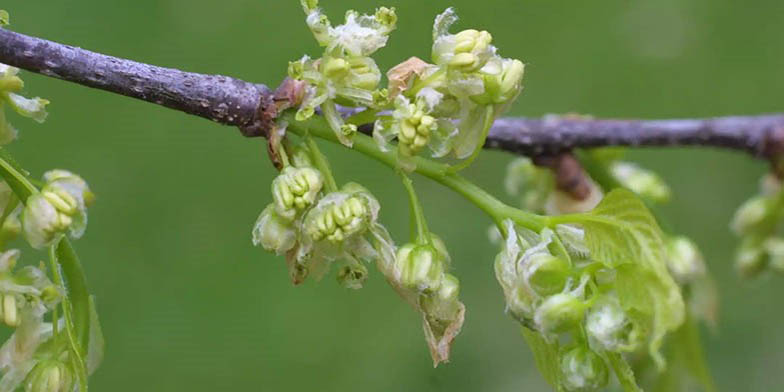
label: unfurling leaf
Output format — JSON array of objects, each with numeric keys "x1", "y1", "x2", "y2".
[{"x1": 564, "y1": 189, "x2": 685, "y2": 368}]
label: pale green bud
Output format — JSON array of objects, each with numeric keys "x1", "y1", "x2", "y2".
[
  {"x1": 765, "y1": 237, "x2": 784, "y2": 274},
  {"x1": 735, "y1": 238, "x2": 767, "y2": 278},
  {"x1": 306, "y1": 193, "x2": 372, "y2": 244},
  {"x1": 0, "y1": 10, "x2": 8, "y2": 27},
  {"x1": 395, "y1": 244, "x2": 445, "y2": 293},
  {"x1": 610, "y1": 162, "x2": 671, "y2": 203},
  {"x1": 345, "y1": 57, "x2": 381, "y2": 91},
  {"x1": 22, "y1": 193, "x2": 67, "y2": 249},
  {"x1": 300, "y1": 0, "x2": 318, "y2": 13},
  {"x1": 375, "y1": 7, "x2": 397, "y2": 31},
  {"x1": 0, "y1": 293, "x2": 19, "y2": 327},
  {"x1": 272, "y1": 167, "x2": 324, "y2": 221},
  {"x1": 534, "y1": 293, "x2": 586, "y2": 333},
  {"x1": 0, "y1": 248, "x2": 19, "y2": 273},
  {"x1": 323, "y1": 57, "x2": 350, "y2": 79},
  {"x1": 472, "y1": 58, "x2": 525, "y2": 106},
  {"x1": 337, "y1": 263, "x2": 368, "y2": 290},
  {"x1": 421, "y1": 273, "x2": 461, "y2": 321},
  {"x1": 560, "y1": 346, "x2": 609, "y2": 392},
  {"x1": 666, "y1": 236, "x2": 706, "y2": 283},
  {"x1": 731, "y1": 196, "x2": 769, "y2": 235},
  {"x1": 585, "y1": 298, "x2": 630, "y2": 351},
  {"x1": 251, "y1": 205, "x2": 297, "y2": 255},
  {"x1": 27, "y1": 361, "x2": 74, "y2": 392},
  {"x1": 526, "y1": 254, "x2": 570, "y2": 297}
]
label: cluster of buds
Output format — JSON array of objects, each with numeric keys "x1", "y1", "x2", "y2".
[
  {"x1": 731, "y1": 174, "x2": 784, "y2": 277},
  {"x1": 22, "y1": 170, "x2": 93, "y2": 249},
  {"x1": 253, "y1": 154, "x2": 386, "y2": 288},
  {"x1": 0, "y1": 62, "x2": 49, "y2": 145},
  {"x1": 370, "y1": 229, "x2": 464, "y2": 366},
  {"x1": 372, "y1": 8, "x2": 525, "y2": 168},
  {"x1": 26, "y1": 360, "x2": 74, "y2": 392},
  {"x1": 0, "y1": 17, "x2": 49, "y2": 145},
  {"x1": 290, "y1": 0, "x2": 397, "y2": 146},
  {"x1": 494, "y1": 220, "x2": 688, "y2": 390}
]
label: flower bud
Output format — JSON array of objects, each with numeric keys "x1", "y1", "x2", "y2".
[
  {"x1": 395, "y1": 244, "x2": 445, "y2": 293},
  {"x1": 0, "y1": 248, "x2": 19, "y2": 273},
  {"x1": 534, "y1": 292, "x2": 586, "y2": 333},
  {"x1": 421, "y1": 273, "x2": 461, "y2": 321},
  {"x1": 251, "y1": 205, "x2": 297, "y2": 255},
  {"x1": 610, "y1": 162, "x2": 671, "y2": 203},
  {"x1": 305, "y1": 192, "x2": 373, "y2": 244},
  {"x1": 731, "y1": 196, "x2": 769, "y2": 235},
  {"x1": 375, "y1": 7, "x2": 397, "y2": 32},
  {"x1": 323, "y1": 57, "x2": 350, "y2": 79},
  {"x1": 585, "y1": 298, "x2": 630, "y2": 351},
  {"x1": 666, "y1": 236, "x2": 706, "y2": 284},
  {"x1": 22, "y1": 193, "x2": 67, "y2": 250},
  {"x1": 765, "y1": 237, "x2": 784, "y2": 274},
  {"x1": 560, "y1": 346, "x2": 609, "y2": 391},
  {"x1": 0, "y1": 293, "x2": 19, "y2": 327},
  {"x1": 525, "y1": 253, "x2": 570, "y2": 297},
  {"x1": 735, "y1": 238, "x2": 767, "y2": 278},
  {"x1": 26, "y1": 361, "x2": 74, "y2": 392},
  {"x1": 345, "y1": 57, "x2": 381, "y2": 91},
  {"x1": 272, "y1": 167, "x2": 324, "y2": 221},
  {"x1": 337, "y1": 263, "x2": 368, "y2": 290},
  {"x1": 472, "y1": 58, "x2": 525, "y2": 105}
]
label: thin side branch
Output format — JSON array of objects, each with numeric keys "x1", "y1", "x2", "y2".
[{"x1": 2, "y1": 28, "x2": 784, "y2": 159}]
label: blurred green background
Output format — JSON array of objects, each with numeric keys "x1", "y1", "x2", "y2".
[{"x1": 5, "y1": 0, "x2": 784, "y2": 390}]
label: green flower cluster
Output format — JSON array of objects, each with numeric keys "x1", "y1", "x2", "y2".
[
  {"x1": 374, "y1": 8, "x2": 525, "y2": 169},
  {"x1": 253, "y1": 145, "x2": 390, "y2": 288},
  {"x1": 731, "y1": 174, "x2": 784, "y2": 277},
  {"x1": 289, "y1": 0, "x2": 396, "y2": 146}
]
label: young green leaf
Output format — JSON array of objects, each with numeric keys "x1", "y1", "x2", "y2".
[
  {"x1": 554, "y1": 189, "x2": 685, "y2": 368},
  {"x1": 521, "y1": 326, "x2": 564, "y2": 392},
  {"x1": 606, "y1": 352, "x2": 643, "y2": 392}
]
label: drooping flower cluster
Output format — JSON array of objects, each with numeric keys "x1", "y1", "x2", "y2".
[
  {"x1": 371, "y1": 228, "x2": 465, "y2": 366},
  {"x1": 731, "y1": 173, "x2": 784, "y2": 277},
  {"x1": 0, "y1": 247, "x2": 84, "y2": 392},
  {"x1": 252, "y1": 145, "x2": 392, "y2": 288}
]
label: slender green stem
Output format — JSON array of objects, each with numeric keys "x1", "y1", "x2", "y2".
[
  {"x1": 50, "y1": 243, "x2": 89, "y2": 391},
  {"x1": 284, "y1": 112, "x2": 549, "y2": 234},
  {"x1": 345, "y1": 108, "x2": 380, "y2": 126},
  {"x1": 304, "y1": 135, "x2": 338, "y2": 192},
  {"x1": 0, "y1": 150, "x2": 38, "y2": 197},
  {"x1": 449, "y1": 106, "x2": 495, "y2": 173},
  {"x1": 400, "y1": 173, "x2": 431, "y2": 245}
]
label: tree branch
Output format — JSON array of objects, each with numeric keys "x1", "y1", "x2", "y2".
[{"x1": 2, "y1": 28, "x2": 783, "y2": 160}]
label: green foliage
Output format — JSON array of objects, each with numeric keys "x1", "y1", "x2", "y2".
[{"x1": 560, "y1": 189, "x2": 685, "y2": 368}]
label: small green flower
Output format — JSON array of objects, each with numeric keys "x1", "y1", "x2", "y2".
[
  {"x1": 666, "y1": 236, "x2": 706, "y2": 284},
  {"x1": 731, "y1": 195, "x2": 769, "y2": 235},
  {"x1": 0, "y1": 63, "x2": 49, "y2": 144},
  {"x1": 394, "y1": 243, "x2": 445, "y2": 293},
  {"x1": 559, "y1": 346, "x2": 609, "y2": 392},
  {"x1": 525, "y1": 253, "x2": 570, "y2": 297},
  {"x1": 585, "y1": 297, "x2": 635, "y2": 352},
  {"x1": 610, "y1": 162, "x2": 672, "y2": 203},
  {"x1": 271, "y1": 166, "x2": 324, "y2": 221},
  {"x1": 22, "y1": 171, "x2": 91, "y2": 249},
  {"x1": 26, "y1": 360, "x2": 74, "y2": 392},
  {"x1": 251, "y1": 205, "x2": 297, "y2": 255}
]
